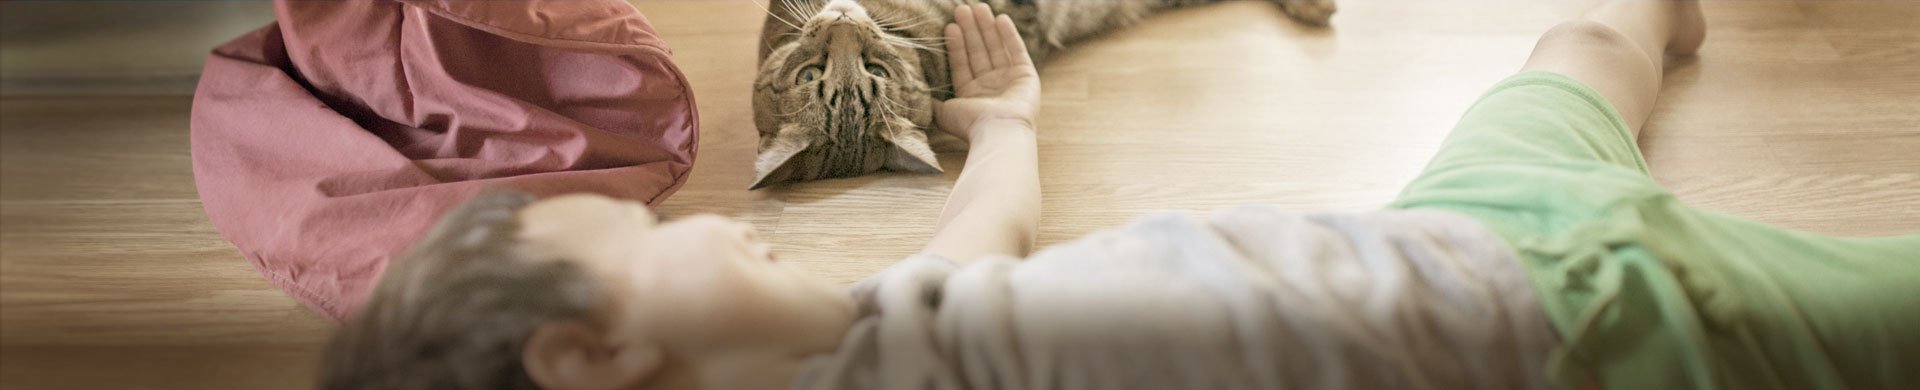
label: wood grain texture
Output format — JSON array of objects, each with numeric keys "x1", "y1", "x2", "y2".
[
  {"x1": 3, "y1": 0, "x2": 1916, "y2": 388},
  {"x1": 0, "y1": 1, "x2": 275, "y2": 96}
]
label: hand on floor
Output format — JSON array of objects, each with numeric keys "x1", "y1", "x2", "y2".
[{"x1": 937, "y1": 3, "x2": 1041, "y2": 142}]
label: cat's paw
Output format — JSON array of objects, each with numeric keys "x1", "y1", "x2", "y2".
[{"x1": 1278, "y1": 0, "x2": 1336, "y2": 26}]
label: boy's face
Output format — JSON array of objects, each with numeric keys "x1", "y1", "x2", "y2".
[{"x1": 515, "y1": 194, "x2": 856, "y2": 358}]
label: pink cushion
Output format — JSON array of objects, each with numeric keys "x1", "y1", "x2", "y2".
[{"x1": 190, "y1": 0, "x2": 698, "y2": 321}]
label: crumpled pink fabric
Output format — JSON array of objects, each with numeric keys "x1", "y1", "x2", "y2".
[{"x1": 190, "y1": 0, "x2": 698, "y2": 321}]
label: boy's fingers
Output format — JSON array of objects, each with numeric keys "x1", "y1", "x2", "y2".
[
  {"x1": 944, "y1": 23, "x2": 972, "y2": 88},
  {"x1": 972, "y1": 3, "x2": 1008, "y2": 67},
  {"x1": 955, "y1": 5, "x2": 991, "y2": 75},
  {"x1": 995, "y1": 14, "x2": 1032, "y2": 67}
]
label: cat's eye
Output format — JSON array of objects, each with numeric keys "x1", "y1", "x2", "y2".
[
  {"x1": 865, "y1": 63, "x2": 887, "y2": 77},
  {"x1": 796, "y1": 66, "x2": 823, "y2": 84}
]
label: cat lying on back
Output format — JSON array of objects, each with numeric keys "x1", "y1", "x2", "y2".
[{"x1": 751, "y1": 0, "x2": 1336, "y2": 188}]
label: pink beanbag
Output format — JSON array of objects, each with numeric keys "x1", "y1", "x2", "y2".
[{"x1": 190, "y1": 0, "x2": 698, "y2": 321}]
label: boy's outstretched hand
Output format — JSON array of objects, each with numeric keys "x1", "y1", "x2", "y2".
[
  {"x1": 921, "y1": 3, "x2": 1042, "y2": 262},
  {"x1": 937, "y1": 3, "x2": 1041, "y2": 142}
]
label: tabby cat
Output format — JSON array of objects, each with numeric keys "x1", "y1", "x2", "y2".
[{"x1": 751, "y1": 0, "x2": 1336, "y2": 188}]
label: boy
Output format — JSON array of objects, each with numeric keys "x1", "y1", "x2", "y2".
[{"x1": 322, "y1": 2, "x2": 1918, "y2": 389}]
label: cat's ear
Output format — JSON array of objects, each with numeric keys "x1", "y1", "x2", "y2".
[
  {"x1": 882, "y1": 127, "x2": 943, "y2": 174},
  {"x1": 751, "y1": 127, "x2": 812, "y2": 190}
]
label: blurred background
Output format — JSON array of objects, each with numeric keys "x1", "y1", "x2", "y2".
[
  {"x1": 3, "y1": 1, "x2": 1915, "y2": 389},
  {"x1": 2, "y1": 1, "x2": 274, "y2": 96}
]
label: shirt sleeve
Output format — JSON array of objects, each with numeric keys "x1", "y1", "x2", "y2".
[{"x1": 844, "y1": 253, "x2": 957, "y2": 318}]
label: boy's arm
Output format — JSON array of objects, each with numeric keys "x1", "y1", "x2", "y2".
[
  {"x1": 922, "y1": 120, "x2": 1038, "y2": 263},
  {"x1": 920, "y1": 4, "x2": 1043, "y2": 263}
]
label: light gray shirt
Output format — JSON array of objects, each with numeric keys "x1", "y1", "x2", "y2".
[{"x1": 793, "y1": 205, "x2": 1558, "y2": 390}]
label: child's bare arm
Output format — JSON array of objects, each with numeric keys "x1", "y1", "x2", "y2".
[{"x1": 920, "y1": 3, "x2": 1042, "y2": 263}]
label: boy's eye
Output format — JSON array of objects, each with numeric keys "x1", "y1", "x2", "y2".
[
  {"x1": 796, "y1": 66, "x2": 823, "y2": 84},
  {"x1": 865, "y1": 63, "x2": 887, "y2": 77}
]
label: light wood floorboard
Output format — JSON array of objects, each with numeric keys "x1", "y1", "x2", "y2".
[{"x1": 2, "y1": 1, "x2": 1914, "y2": 388}]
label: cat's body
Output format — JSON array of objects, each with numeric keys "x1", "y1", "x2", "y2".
[{"x1": 751, "y1": 0, "x2": 1335, "y2": 188}]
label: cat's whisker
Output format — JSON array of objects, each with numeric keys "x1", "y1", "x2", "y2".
[
  {"x1": 784, "y1": 0, "x2": 820, "y2": 19},
  {"x1": 873, "y1": 19, "x2": 924, "y2": 33},
  {"x1": 879, "y1": 33, "x2": 929, "y2": 46},
  {"x1": 777, "y1": 93, "x2": 822, "y2": 118},
  {"x1": 891, "y1": 34, "x2": 947, "y2": 41},
  {"x1": 779, "y1": 100, "x2": 821, "y2": 118},
  {"x1": 778, "y1": 0, "x2": 811, "y2": 21},
  {"x1": 895, "y1": 83, "x2": 941, "y2": 95},
  {"x1": 873, "y1": 92, "x2": 923, "y2": 124},
  {"x1": 883, "y1": 37, "x2": 940, "y2": 52},
  {"x1": 877, "y1": 16, "x2": 929, "y2": 30},
  {"x1": 750, "y1": 0, "x2": 802, "y2": 31}
]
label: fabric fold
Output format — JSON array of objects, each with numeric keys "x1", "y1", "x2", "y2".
[{"x1": 191, "y1": 0, "x2": 697, "y2": 320}]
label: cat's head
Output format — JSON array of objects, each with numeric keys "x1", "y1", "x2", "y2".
[{"x1": 751, "y1": 0, "x2": 945, "y2": 189}]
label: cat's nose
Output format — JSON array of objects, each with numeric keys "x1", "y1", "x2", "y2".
[{"x1": 821, "y1": 0, "x2": 866, "y2": 19}]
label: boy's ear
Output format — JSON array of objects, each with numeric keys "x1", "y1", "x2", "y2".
[
  {"x1": 524, "y1": 322, "x2": 662, "y2": 390},
  {"x1": 751, "y1": 126, "x2": 812, "y2": 190},
  {"x1": 882, "y1": 127, "x2": 942, "y2": 174}
]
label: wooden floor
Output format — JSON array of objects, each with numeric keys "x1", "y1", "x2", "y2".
[{"x1": 2, "y1": 0, "x2": 1915, "y2": 388}]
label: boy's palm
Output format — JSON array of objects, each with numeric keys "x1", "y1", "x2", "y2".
[
  {"x1": 936, "y1": 4, "x2": 1042, "y2": 140},
  {"x1": 940, "y1": 66, "x2": 1039, "y2": 134}
]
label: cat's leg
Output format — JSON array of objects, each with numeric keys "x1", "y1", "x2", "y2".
[
  {"x1": 1007, "y1": 0, "x2": 1187, "y2": 62},
  {"x1": 1519, "y1": 0, "x2": 1705, "y2": 137},
  {"x1": 1274, "y1": 0, "x2": 1337, "y2": 26},
  {"x1": 1010, "y1": 0, "x2": 1336, "y2": 62}
]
